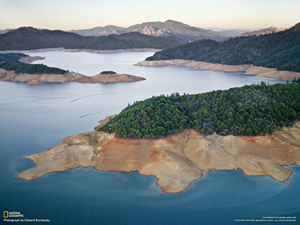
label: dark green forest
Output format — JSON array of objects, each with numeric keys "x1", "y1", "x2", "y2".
[
  {"x1": 0, "y1": 53, "x2": 28, "y2": 61},
  {"x1": 0, "y1": 60, "x2": 67, "y2": 74},
  {"x1": 100, "y1": 71, "x2": 117, "y2": 74},
  {"x1": 99, "y1": 81, "x2": 300, "y2": 139},
  {"x1": 146, "y1": 22, "x2": 300, "y2": 72}
]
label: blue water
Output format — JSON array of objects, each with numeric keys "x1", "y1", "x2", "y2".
[{"x1": 0, "y1": 51, "x2": 298, "y2": 224}]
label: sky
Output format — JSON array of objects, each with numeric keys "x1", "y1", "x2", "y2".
[{"x1": 0, "y1": 0, "x2": 299, "y2": 30}]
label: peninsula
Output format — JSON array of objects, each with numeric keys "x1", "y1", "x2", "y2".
[
  {"x1": 137, "y1": 22, "x2": 300, "y2": 81},
  {"x1": 0, "y1": 53, "x2": 145, "y2": 85},
  {"x1": 18, "y1": 81, "x2": 300, "y2": 193}
]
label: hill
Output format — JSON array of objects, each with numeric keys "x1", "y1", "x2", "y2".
[
  {"x1": 0, "y1": 60, "x2": 67, "y2": 74},
  {"x1": 0, "y1": 27, "x2": 186, "y2": 51},
  {"x1": 240, "y1": 26, "x2": 286, "y2": 37},
  {"x1": 0, "y1": 53, "x2": 67, "y2": 74},
  {"x1": 70, "y1": 20, "x2": 231, "y2": 42},
  {"x1": 70, "y1": 25, "x2": 126, "y2": 36},
  {"x1": 99, "y1": 81, "x2": 300, "y2": 139},
  {"x1": 146, "y1": 22, "x2": 300, "y2": 72},
  {"x1": 0, "y1": 29, "x2": 11, "y2": 35},
  {"x1": 0, "y1": 53, "x2": 28, "y2": 61}
]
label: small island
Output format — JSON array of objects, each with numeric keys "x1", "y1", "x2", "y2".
[
  {"x1": 18, "y1": 81, "x2": 300, "y2": 193},
  {"x1": 0, "y1": 53, "x2": 145, "y2": 85}
]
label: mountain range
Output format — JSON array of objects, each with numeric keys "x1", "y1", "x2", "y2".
[
  {"x1": 146, "y1": 22, "x2": 300, "y2": 72},
  {"x1": 0, "y1": 27, "x2": 186, "y2": 51},
  {"x1": 70, "y1": 20, "x2": 233, "y2": 41},
  {"x1": 0, "y1": 20, "x2": 286, "y2": 43}
]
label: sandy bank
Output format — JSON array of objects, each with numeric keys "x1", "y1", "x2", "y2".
[
  {"x1": 0, "y1": 69, "x2": 145, "y2": 85},
  {"x1": 18, "y1": 120, "x2": 300, "y2": 193},
  {"x1": 19, "y1": 56, "x2": 45, "y2": 64},
  {"x1": 135, "y1": 60, "x2": 300, "y2": 81},
  {"x1": 0, "y1": 48, "x2": 161, "y2": 54}
]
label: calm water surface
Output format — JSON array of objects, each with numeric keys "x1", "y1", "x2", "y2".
[{"x1": 0, "y1": 51, "x2": 298, "y2": 225}]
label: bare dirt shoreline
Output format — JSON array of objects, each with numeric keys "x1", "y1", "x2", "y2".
[
  {"x1": 18, "y1": 119, "x2": 300, "y2": 193},
  {"x1": 0, "y1": 68, "x2": 145, "y2": 85},
  {"x1": 135, "y1": 59, "x2": 300, "y2": 81}
]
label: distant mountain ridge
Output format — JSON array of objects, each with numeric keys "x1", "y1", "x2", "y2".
[
  {"x1": 146, "y1": 22, "x2": 300, "y2": 72},
  {"x1": 70, "y1": 20, "x2": 231, "y2": 41},
  {"x1": 70, "y1": 25, "x2": 126, "y2": 36},
  {"x1": 240, "y1": 26, "x2": 286, "y2": 37},
  {"x1": 0, "y1": 29, "x2": 11, "y2": 35},
  {"x1": 0, "y1": 27, "x2": 186, "y2": 51}
]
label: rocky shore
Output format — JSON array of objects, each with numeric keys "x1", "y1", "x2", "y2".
[
  {"x1": 135, "y1": 59, "x2": 300, "y2": 81},
  {"x1": 18, "y1": 120, "x2": 300, "y2": 193}
]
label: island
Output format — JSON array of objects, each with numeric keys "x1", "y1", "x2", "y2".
[
  {"x1": 0, "y1": 53, "x2": 145, "y2": 85},
  {"x1": 135, "y1": 22, "x2": 300, "y2": 81},
  {"x1": 18, "y1": 81, "x2": 300, "y2": 193}
]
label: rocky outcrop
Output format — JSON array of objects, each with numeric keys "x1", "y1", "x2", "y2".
[
  {"x1": 0, "y1": 69, "x2": 145, "y2": 85},
  {"x1": 18, "y1": 120, "x2": 300, "y2": 193},
  {"x1": 135, "y1": 60, "x2": 300, "y2": 81}
]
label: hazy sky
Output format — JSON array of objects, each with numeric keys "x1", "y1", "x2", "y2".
[{"x1": 0, "y1": 0, "x2": 299, "y2": 30}]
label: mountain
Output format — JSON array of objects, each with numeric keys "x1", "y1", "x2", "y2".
[
  {"x1": 240, "y1": 26, "x2": 286, "y2": 37},
  {"x1": 0, "y1": 27, "x2": 186, "y2": 51},
  {"x1": 146, "y1": 22, "x2": 300, "y2": 72},
  {"x1": 70, "y1": 25, "x2": 126, "y2": 36},
  {"x1": 0, "y1": 29, "x2": 11, "y2": 35},
  {"x1": 70, "y1": 20, "x2": 230, "y2": 42},
  {"x1": 127, "y1": 20, "x2": 230, "y2": 41}
]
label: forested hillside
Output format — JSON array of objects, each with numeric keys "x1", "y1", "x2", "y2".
[
  {"x1": 99, "y1": 81, "x2": 300, "y2": 139},
  {"x1": 0, "y1": 27, "x2": 186, "y2": 51},
  {"x1": 146, "y1": 22, "x2": 300, "y2": 72},
  {"x1": 0, "y1": 60, "x2": 67, "y2": 74},
  {"x1": 0, "y1": 53, "x2": 28, "y2": 61}
]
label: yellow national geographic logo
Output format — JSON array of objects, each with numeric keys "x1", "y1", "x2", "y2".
[{"x1": 3, "y1": 211, "x2": 8, "y2": 218}]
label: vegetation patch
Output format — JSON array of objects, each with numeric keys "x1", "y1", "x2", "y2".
[
  {"x1": 0, "y1": 60, "x2": 67, "y2": 74},
  {"x1": 99, "y1": 81, "x2": 300, "y2": 139},
  {"x1": 100, "y1": 71, "x2": 116, "y2": 74},
  {"x1": 0, "y1": 53, "x2": 28, "y2": 61}
]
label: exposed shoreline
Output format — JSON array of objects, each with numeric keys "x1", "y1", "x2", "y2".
[
  {"x1": 18, "y1": 119, "x2": 300, "y2": 193},
  {"x1": 135, "y1": 59, "x2": 300, "y2": 81},
  {"x1": 19, "y1": 56, "x2": 45, "y2": 63},
  {"x1": 0, "y1": 68, "x2": 145, "y2": 85},
  {"x1": 0, "y1": 48, "x2": 161, "y2": 54}
]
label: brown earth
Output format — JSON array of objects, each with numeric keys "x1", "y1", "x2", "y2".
[
  {"x1": 135, "y1": 60, "x2": 300, "y2": 81},
  {"x1": 0, "y1": 69, "x2": 145, "y2": 85},
  {"x1": 18, "y1": 121, "x2": 300, "y2": 193},
  {"x1": 74, "y1": 74, "x2": 145, "y2": 83},
  {"x1": 19, "y1": 56, "x2": 45, "y2": 63}
]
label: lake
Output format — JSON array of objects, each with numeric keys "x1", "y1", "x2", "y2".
[{"x1": 0, "y1": 51, "x2": 299, "y2": 224}]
